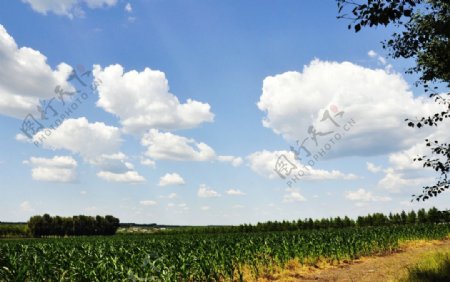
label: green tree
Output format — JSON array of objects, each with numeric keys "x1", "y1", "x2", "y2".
[
  {"x1": 417, "y1": 208, "x2": 428, "y2": 223},
  {"x1": 427, "y1": 207, "x2": 441, "y2": 223},
  {"x1": 337, "y1": 0, "x2": 450, "y2": 200},
  {"x1": 407, "y1": 210, "x2": 417, "y2": 224}
]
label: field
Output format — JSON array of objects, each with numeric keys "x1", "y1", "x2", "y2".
[{"x1": 1, "y1": 224, "x2": 449, "y2": 281}]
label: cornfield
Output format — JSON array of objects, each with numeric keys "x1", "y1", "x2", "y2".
[{"x1": 0, "y1": 224, "x2": 449, "y2": 281}]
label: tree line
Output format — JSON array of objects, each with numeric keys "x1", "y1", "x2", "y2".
[
  {"x1": 27, "y1": 214, "x2": 120, "y2": 237},
  {"x1": 162, "y1": 207, "x2": 450, "y2": 234},
  {"x1": 0, "y1": 224, "x2": 28, "y2": 238}
]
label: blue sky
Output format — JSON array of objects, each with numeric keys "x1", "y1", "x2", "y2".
[{"x1": 0, "y1": 0, "x2": 448, "y2": 225}]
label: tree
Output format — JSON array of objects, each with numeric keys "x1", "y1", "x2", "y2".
[
  {"x1": 27, "y1": 214, "x2": 120, "y2": 237},
  {"x1": 407, "y1": 210, "x2": 417, "y2": 224},
  {"x1": 337, "y1": 0, "x2": 450, "y2": 200},
  {"x1": 417, "y1": 208, "x2": 428, "y2": 223}
]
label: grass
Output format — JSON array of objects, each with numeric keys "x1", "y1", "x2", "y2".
[{"x1": 399, "y1": 251, "x2": 450, "y2": 282}]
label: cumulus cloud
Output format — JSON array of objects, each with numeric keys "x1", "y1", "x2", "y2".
[
  {"x1": 377, "y1": 124, "x2": 450, "y2": 193},
  {"x1": 377, "y1": 169, "x2": 431, "y2": 193},
  {"x1": 247, "y1": 150, "x2": 358, "y2": 181},
  {"x1": 22, "y1": 0, "x2": 117, "y2": 18},
  {"x1": 140, "y1": 130, "x2": 240, "y2": 166},
  {"x1": 197, "y1": 184, "x2": 221, "y2": 198},
  {"x1": 345, "y1": 188, "x2": 391, "y2": 202},
  {"x1": 90, "y1": 152, "x2": 145, "y2": 182},
  {"x1": 140, "y1": 158, "x2": 156, "y2": 167},
  {"x1": 366, "y1": 162, "x2": 382, "y2": 173},
  {"x1": 158, "y1": 173, "x2": 185, "y2": 186},
  {"x1": 89, "y1": 152, "x2": 133, "y2": 173},
  {"x1": 225, "y1": 189, "x2": 246, "y2": 196},
  {"x1": 283, "y1": 188, "x2": 306, "y2": 202},
  {"x1": 97, "y1": 170, "x2": 145, "y2": 183},
  {"x1": 217, "y1": 155, "x2": 243, "y2": 167},
  {"x1": 93, "y1": 64, "x2": 214, "y2": 134},
  {"x1": 19, "y1": 201, "x2": 35, "y2": 212},
  {"x1": 34, "y1": 117, "x2": 122, "y2": 160},
  {"x1": 24, "y1": 155, "x2": 77, "y2": 182},
  {"x1": 141, "y1": 129, "x2": 215, "y2": 161},
  {"x1": 257, "y1": 59, "x2": 443, "y2": 158},
  {"x1": 0, "y1": 25, "x2": 73, "y2": 119}
]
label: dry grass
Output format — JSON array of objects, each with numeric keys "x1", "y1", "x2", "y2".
[{"x1": 238, "y1": 237, "x2": 450, "y2": 281}]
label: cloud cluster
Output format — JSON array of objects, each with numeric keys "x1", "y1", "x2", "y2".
[
  {"x1": 0, "y1": 25, "x2": 73, "y2": 119},
  {"x1": 92, "y1": 152, "x2": 145, "y2": 183},
  {"x1": 141, "y1": 129, "x2": 215, "y2": 161},
  {"x1": 97, "y1": 170, "x2": 145, "y2": 183},
  {"x1": 258, "y1": 59, "x2": 442, "y2": 158},
  {"x1": 35, "y1": 117, "x2": 122, "y2": 159},
  {"x1": 24, "y1": 155, "x2": 78, "y2": 182},
  {"x1": 283, "y1": 188, "x2": 306, "y2": 202},
  {"x1": 158, "y1": 173, "x2": 185, "y2": 186},
  {"x1": 93, "y1": 64, "x2": 214, "y2": 135},
  {"x1": 247, "y1": 150, "x2": 358, "y2": 181},
  {"x1": 23, "y1": 0, "x2": 117, "y2": 18},
  {"x1": 197, "y1": 184, "x2": 221, "y2": 198}
]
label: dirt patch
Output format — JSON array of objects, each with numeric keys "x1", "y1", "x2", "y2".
[{"x1": 257, "y1": 239, "x2": 450, "y2": 282}]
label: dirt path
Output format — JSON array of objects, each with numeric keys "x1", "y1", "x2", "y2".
[{"x1": 262, "y1": 239, "x2": 450, "y2": 282}]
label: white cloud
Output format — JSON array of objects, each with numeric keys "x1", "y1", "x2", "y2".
[
  {"x1": 217, "y1": 155, "x2": 243, "y2": 167},
  {"x1": 368, "y1": 50, "x2": 389, "y2": 67},
  {"x1": 225, "y1": 189, "x2": 246, "y2": 196},
  {"x1": 124, "y1": 2, "x2": 132, "y2": 12},
  {"x1": 257, "y1": 59, "x2": 443, "y2": 158},
  {"x1": 377, "y1": 168, "x2": 432, "y2": 193},
  {"x1": 93, "y1": 64, "x2": 214, "y2": 134},
  {"x1": 377, "y1": 124, "x2": 450, "y2": 193},
  {"x1": 368, "y1": 50, "x2": 377, "y2": 58},
  {"x1": 200, "y1": 206, "x2": 210, "y2": 211},
  {"x1": 197, "y1": 184, "x2": 221, "y2": 198},
  {"x1": 141, "y1": 130, "x2": 240, "y2": 166},
  {"x1": 89, "y1": 152, "x2": 132, "y2": 173},
  {"x1": 90, "y1": 152, "x2": 144, "y2": 182},
  {"x1": 140, "y1": 158, "x2": 156, "y2": 168},
  {"x1": 19, "y1": 201, "x2": 35, "y2": 212},
  {"x1": 247, "y1": 150, "x2": 358, "y2": 181},
  {"x1": 345, "y1": 188, "x2": 391, "y2": 202},
  {"x1": 23, "y1": 0, "x2": 118, "y2": 18},
  {"x1": 0, "y1": 25, "x2": 74, "y2": 119},
  {"x1": 366, "y1": 162, "x2": 382, "y2": 173},
  {"x1": 97, "y1": 170, "x2": 145, "y2": 183},
  {"x1": 24, "y1": 155, "x2": 77, "y2": 182},
  {"x1": 139, "y1": 200, "x2": 157, "y2": 206},
  {"x1": 158, "y1": 173, "x2": 185, "y2": 186},
  {"x1": 141, "y1": 129, "x2": 215, "y2": 161},
  {"x1": 34, "y1": 117, "x2": 122, "y2": 160},
  {"x1": 283, "y1": 188, "x2": 306, "y2": 202}
]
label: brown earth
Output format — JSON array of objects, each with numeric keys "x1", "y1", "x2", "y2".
[{"x1": 253, "y1": 238, "x2": 450, "y2": 282}]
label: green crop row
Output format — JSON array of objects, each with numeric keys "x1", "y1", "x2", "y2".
[{"x1": 0, "y1": 224, "x2": 449, "y2": 281}]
